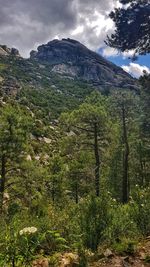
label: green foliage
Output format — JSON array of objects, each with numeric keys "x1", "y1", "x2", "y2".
[
  {"x1": 78, "y1": 248, "x2": 88, "y2": 267},
  {"x1": 0, "y1": 63, "x2": 7, "y2": 71},
  {"x1": 18, "y1": 78, "x2": 93, "y2": 119},
  {"x1": 79, "y1": 194, "x2": 113, "y2": 251},
  {"x1": 39, "y1": 230, "x2": 68, "y2": 253},
  {"x1": 106, "y1": 0, "x2": 150, "y2": 56},
  {"x1": 113, "y1": 238, "x2": 137, "y2": 255},
  {"x1": 60, "y1": 92, "x2": 113, "y2": 198},
  {"x1": 0, "y1": 58, "x2": 149, "y2": 264},
  {"x1": 131, "y1": 186, "x2": 150, "y2": 235},
  {"x1": 144, "y1": 255, "x2": 150, "y2": 263},
  {"x1": 0, "y1": 212, "x2": 68, "y2": 266},
  {"x1": 0, "y1": 102, "x2": 32, "y2": 157},
  {"x1": 105, "y1": 203, "x2": 138, "y2": 242}
]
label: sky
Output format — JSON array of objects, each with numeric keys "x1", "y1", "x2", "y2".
[{"x1": 0, "y1": 0, "x2": 150, "y2": 78}]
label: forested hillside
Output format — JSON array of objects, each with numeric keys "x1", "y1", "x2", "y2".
[{"x1": 0, "y1": 40, "x2": 149, "y2": 266}]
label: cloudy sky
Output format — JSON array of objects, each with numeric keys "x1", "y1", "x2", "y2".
[{"x1": 0, "y1": 0, "x2": 149, "y2": 78}]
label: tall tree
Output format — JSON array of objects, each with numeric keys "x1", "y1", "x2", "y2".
[
  {"x1": 138, "y1": 72, "x2": 150, "y2": 185},
  {"x1": 48, "y1": 156, "x2": 64, "y2": 203},
  {"x1": 0, "y1": 103, "x2": 31, "y2": 209},
  {"x1": 61, "y1": 92, "x2": 110, "y2": 197},
  {"x1": 109, "y1": 90, "x2": 138, "y2": 203}
]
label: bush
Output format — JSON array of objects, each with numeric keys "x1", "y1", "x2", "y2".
[
  {"x1": 113, "y1": 238, "x2": 137, "y2": 255},
  {"x1": 131, "y1": 186, "x2": 150, "y2": 236},
  {"x1": 0, "y1": 211, "x2": 69, "y2": 267},
  {"x1": 78, "y1": 194, "x2": 113, "y2": 251},
  {"x1": 105, "y1": 203, "x2": 138, "y2": 243}
]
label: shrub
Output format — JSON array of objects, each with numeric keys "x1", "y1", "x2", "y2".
[
  {"x1": 78, "y1": 194, "x2": 113, "y2": 251},
  {"x1": 131, "y1": 186, "x2": 150, "y2": 236},
  {"x1": 105, "y1": 203, "x2": 138, "y2": 243}
]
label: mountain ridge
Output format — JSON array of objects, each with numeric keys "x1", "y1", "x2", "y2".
[
  {"x1": 0, "y1": 38, "x2": 140, "y2": 118},
  {"x1": 30, "y1": 38, "x2": 138, "y2": 90}
]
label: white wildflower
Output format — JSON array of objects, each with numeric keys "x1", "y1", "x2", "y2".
[
  {"x1": 19, "y1": 230, "x2": 24, "y2": 236},
  {"x1": 30, "y1": 227, "x2": 37, "y2": 233},
  {"x1": 19, "y1": 227, "x2": 37, "y2": 235}
]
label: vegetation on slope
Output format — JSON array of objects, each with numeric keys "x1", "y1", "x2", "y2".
[
  {"x1": 0, "y1": 75, "x2": 149, "y2": 266},
  {"x1": 0, "y1": 46, "x2": 149, "y2": 266}
]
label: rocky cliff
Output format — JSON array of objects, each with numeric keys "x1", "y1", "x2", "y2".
[
  {"x1": 0, "y1": 45, "x2": 20, "y2": 57},
  {"x1": 30, "y1": 38, "x2": 138, "y2": 90}
]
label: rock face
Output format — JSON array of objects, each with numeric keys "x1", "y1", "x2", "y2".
[
  {"x1": 30, "y1": 38, "x2": 138, "y2": 90},
  {"x1": 0, "y1": 76, "x2": 21, "y2": 96},
  {"x1": 0, "y1": 45, "x2": 20, "y2": 57}
]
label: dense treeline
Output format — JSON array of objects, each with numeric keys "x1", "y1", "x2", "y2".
[{"x1": 0, "y1": 74, "x2": 149, "y2": 266}]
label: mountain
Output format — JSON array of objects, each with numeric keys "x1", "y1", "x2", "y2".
[
  {"x1": 0, "y1": 39, "x2": 139, "y2": 118},
  {"x1": 30, "y1": 38, "x2": 138, "y2": 90},
  {"x1": 0, "y1": 40, "x2": 149, "y2": 267}
]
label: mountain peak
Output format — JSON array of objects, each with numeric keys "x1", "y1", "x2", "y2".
[
  {"x1": 50, "y1": 38, "x2": 84, "y2": 45},
  {"x1": 30, "y1": 38, "x2": 138, "y2": 90},
  {"x1": 30, "y1": 38, "x2": 87, "y2": 59}
]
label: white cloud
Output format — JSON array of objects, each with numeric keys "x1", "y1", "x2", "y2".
[
  {"x1": 102, "y1": 47, "x2": 118, "y2": 57},
  {"x1": 102, "y1": 47, "x2": 137, "y2": 59},
  {"x1": 122, "y1": 63, "x2": 150, "y2": 78},
  {"x1": 122, "y1": 50, "x2": 137, "y2": 59},
  {"x1": 72, "y1": 25, "x2": 84, "y2": 35}
]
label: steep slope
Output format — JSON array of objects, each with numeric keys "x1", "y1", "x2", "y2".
[
  {"x1": 0, "y1": 51, "x2": 94, "y2": 118},
  {"x1": 0, "y1": 39, "x2": 139, "y2": 118},
  {"x1": 30, "y1": 38, "x2": 138, "y2": 90}
]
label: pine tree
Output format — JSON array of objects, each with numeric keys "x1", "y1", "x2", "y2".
[{"x1": 0, "y1": 103, "x2": 31, "y2": 209}]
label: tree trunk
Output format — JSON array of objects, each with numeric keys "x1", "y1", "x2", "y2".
[
  {"x1": 139, "y1": 143, "x2": 144, "y2": 186},
  {"x1": 122, "y1": 107, "x2": 129, "y2": 204},
  {"x1": 12, "y1": 257, "x2": 15, "y2": 267},
  {"x1": 0, "y1": 154, "x2": 6, "y2": 210},
  {"x1": 94, "y1": 123, "x2": 100, "y2": 197},
  {"x1": 75, "y1": 181, "x2": 78, "y2": 204},
  {"x1": 52, "y1": 177, "x2": 55, "y2": 203}
]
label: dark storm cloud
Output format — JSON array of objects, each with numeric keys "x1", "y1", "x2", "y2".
[
  {"x1": 25, "y1": 0, "x2": 76, "y2": 25},
  {"x1": 0, "y1": 0, "x2": 118, "y2": 57},
  {"x1": 0, "y1": 0, "x2": 76, "y2": 26}
]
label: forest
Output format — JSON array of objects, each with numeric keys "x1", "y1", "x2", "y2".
[
  {"x1": 0, "y1": 73, "x2": 149, "y2": 266},
  {"x1": 0, "y1": 0, "x2": 150, "y2": 266}
]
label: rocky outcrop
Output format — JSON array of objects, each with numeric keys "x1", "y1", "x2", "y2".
[
  {"x1": 30, "y1": 38, "x2": 138, "y2": 90},
  {"x1": 60, "y1": 253, "x2": 79, "y2": 267},
  {"x1": 0, "y1": 47, "x2": 8, "y2": 56},
  {"x1": 0, "y1": 45, "x2": 20, "y2": 57},
  {"x1": 0, "y1": 76, "x2": 21, "y2": 96}
]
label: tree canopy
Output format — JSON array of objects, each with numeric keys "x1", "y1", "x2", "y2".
[{"x1": 106, "y1": 0, "x2": 150, "y2": 56}]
